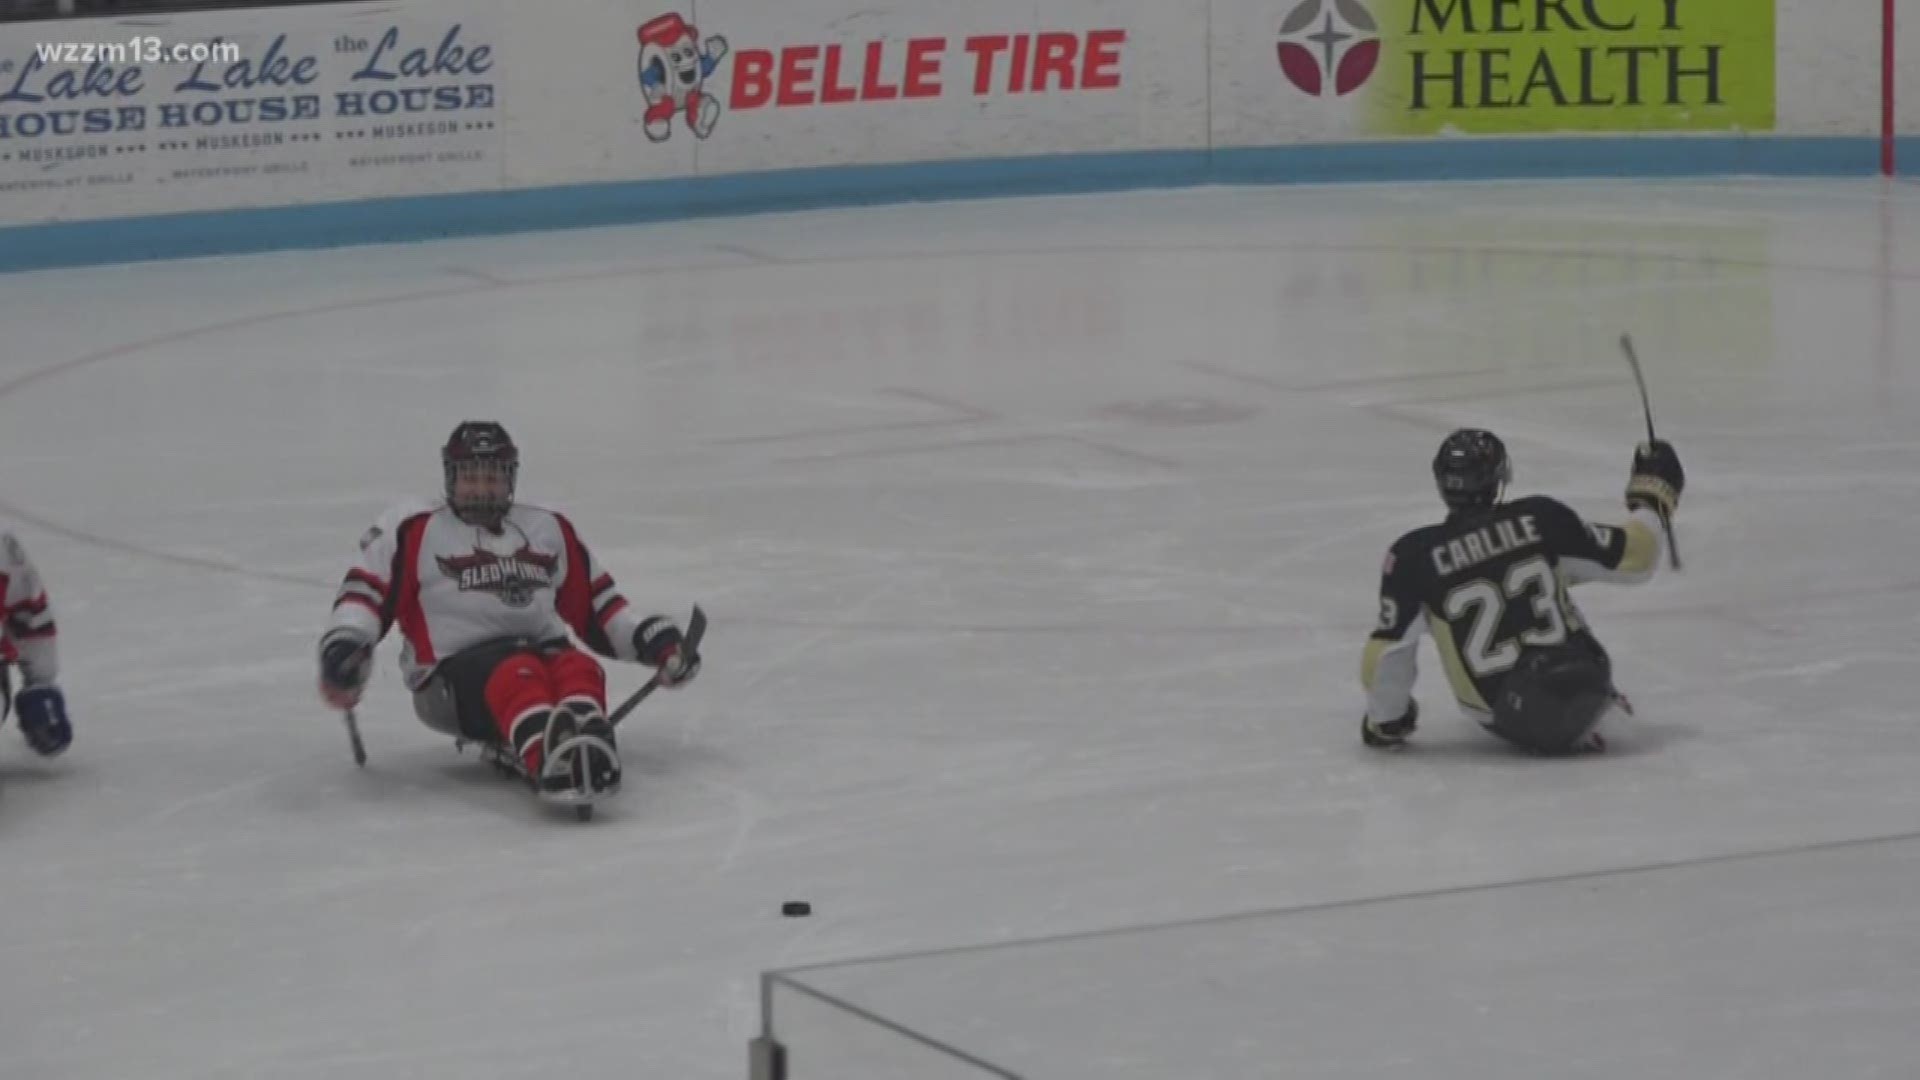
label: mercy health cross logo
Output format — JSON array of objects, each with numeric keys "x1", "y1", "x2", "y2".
[{"x1": 1276, "y1": 0, "x2": 1379, "y2": 97}]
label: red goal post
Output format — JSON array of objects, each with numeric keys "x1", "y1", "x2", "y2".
[{"x1": 1887, "y1": 0, "x2": 1898, "y2": 175}]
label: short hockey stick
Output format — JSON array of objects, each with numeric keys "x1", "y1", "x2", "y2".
[
  {"x1": 610, "y1": 604, "x2": 706, "y2": 728},
  {"x1": 1618, "y1": 333, "x2": 1683, "y2": 570},
  {"x1": 344, "y1": 706, "x2": 368, "y2": 767}
]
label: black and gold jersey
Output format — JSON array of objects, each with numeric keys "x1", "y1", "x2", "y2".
[{"x1": 1362, "y1": 496, "x2": 1664, "y2": 721}]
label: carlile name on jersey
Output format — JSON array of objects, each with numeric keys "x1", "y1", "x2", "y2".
[{"x1": 1430, "y1": 514, "x2": 1543, "y2": 576}]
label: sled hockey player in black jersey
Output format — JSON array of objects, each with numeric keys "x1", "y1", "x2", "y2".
[{"x1": 1360, "y1": 428, "x2": 1684, "y2": 755}]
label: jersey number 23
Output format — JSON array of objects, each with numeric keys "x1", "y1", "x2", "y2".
[{"x1": 1440, "y1": 555, "x2": 1570, "y2": 678}]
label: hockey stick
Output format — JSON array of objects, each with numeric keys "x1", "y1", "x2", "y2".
[
  {"x1": 610, "y1": 604, "x2": 706, "y2": 729},
  {"x1": 343, "y1": 707, "x2": 368, "y2": 767},
  {"x1": 337, "y1": 604, "x2": 701, "y2": 763},
  {"x1": 1618, "y1": 333, "x2": 1683, "y2": 570}
]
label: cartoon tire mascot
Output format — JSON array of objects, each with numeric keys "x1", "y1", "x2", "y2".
[{"x1": 638, "y1": 13, "x2": 729, "y2": 142}]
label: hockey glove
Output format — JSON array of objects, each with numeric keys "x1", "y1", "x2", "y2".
[
  {"x1": 1361, "y1": 700, "x2": 1418, "y2": 749},
  {"x1": 1625, "y1": 440, "x2": 1684, "y2": 518},
  {"x1": 318, "y1": 631, "x2": 373, "y2": 710},
  {"x1": 634, "y1": 615, "x2": 700, "y2": 688},
  {"x1": 15, "y1": 685, "x2": 71, "y2": 757}
]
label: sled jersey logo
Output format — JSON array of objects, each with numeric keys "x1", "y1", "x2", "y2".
[
  {"x1": 1276, "y1": 0, "x2": 1379, "y2": 98},
  {"x1": 638, "y1": 12, "x2": 730, "y2": 142},
  {"x1": 436, "y1": 545, "x2": 560, "y2": 608}
]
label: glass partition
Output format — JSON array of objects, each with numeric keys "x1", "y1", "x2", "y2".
[{"x1": 762, "y1": 837, "x2": 1920, "y2": 1078}]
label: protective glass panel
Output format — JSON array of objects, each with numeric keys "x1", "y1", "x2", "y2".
[{"x1": 775, "y1": 839, "x2": 1920, "y2": 1079}]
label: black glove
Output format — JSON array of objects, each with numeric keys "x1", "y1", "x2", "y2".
[
  {"x1": 15, "y1": 685, "x2": 71, "y2": 757},
  {"x1": 634, "y1": 616, "x2": 700, "y2": 687},
  {"x1": 1362, "y1": 700, "x2": 1418, "y2": 748},
  {"x1": 1626, "y1": 439, "x2": 1684, "y2": 518},
  {"x1": 319, "y1": 632, "x2": 372, "y2": 694}
]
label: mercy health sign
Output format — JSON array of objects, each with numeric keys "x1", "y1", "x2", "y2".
[
  {"x1": 1270, "y1": 0, "x2": 1774, "y2": 134},
  {"x1": 0, "y1": 0, "x2": 1893, "y2": 231}
]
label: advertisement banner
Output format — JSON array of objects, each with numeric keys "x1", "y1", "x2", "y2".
[
  {"x1": 493, "y1": 0, "x2": 696, "y2": 190},
  {"x1": 0, "y1": 0, "x2": 1858, "y2": 235},
  {"x1": 0, "y1": 3, "x2": 504, "y2": 224},
  {"x1": 1220, "y1": 0, "x2": 1774, "y2": 147},
  {"x1": 1360, "y1": 0, "x2": 1775, "y2": 134},
  {"x1": 631, "y1": 0, "x2": 1208, "y2": 176}
]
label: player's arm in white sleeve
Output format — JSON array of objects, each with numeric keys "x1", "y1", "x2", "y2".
[
  {"x1": 1554, "y1": 506, "x2": 1665, "y2": 586},
  {"x1": 554, "y1": 516, "x2": 700, "y2": 687},
  {"x1": 317, "y1": 508, "x2": 414, "y2": 709},
  {"x1": 1359, "y1": 540, "x2": 1424, "y2": 747},
  {"x1": 1556, "y1": 441, "x2": 1684, "y2": 586},
  {"x1": 0, "y1": 532, "x2": 58, "y2": 687}
]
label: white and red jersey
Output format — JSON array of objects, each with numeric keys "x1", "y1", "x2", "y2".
[
  {"x1": 326, "y1": 500, "x2": 652, "y2": 690},
  {"x1": 0, "y1": 532, "x2": 57, "y2": 686}
]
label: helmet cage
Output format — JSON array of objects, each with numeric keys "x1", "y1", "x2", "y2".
[{"x1": 442, "y1": 422, "x2": 518, "y2": 527}]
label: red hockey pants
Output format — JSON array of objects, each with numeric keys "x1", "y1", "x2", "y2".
[{"x1": 482, "y1": 647, "x2": 606, "y2": 772}]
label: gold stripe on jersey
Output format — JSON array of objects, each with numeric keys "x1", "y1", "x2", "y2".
[
  {"x1": 1618, "y1": 518, "x2": 1659, "y2": 576},
  {"x1": 1424, "y1": 612, "x2": 1491, "y2": 712},
  {"x1": 1361, "y1": 636, "x2": 1390, "y2": 689}
]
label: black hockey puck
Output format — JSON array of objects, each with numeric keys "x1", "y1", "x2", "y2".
[{"x1": 781, "y1": 901, "x2": 812, "y2": 918}]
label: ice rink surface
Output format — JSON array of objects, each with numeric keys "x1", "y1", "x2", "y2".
[{"x1": 2, "y1": 178, "x2": 1918, "y2": 1078}]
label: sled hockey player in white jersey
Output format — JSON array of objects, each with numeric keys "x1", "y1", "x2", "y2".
[
  {"x1": 0, "y1": 532, "x2": 71, "y2": 757},
  {"x1": 315, "y1": 421, "x2": 701, "y2": 809}
]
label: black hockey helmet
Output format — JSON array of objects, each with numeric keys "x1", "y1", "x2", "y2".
[
  {"x1": 1432, "y1": 428, "x2": 1510, "y2": 512},
  {"x1": 442, "y1": 420, "x2": 518, "y2": 527}
]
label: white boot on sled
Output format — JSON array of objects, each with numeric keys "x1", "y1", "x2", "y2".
[{"x1": 535, "y1": 704, "x2": 622, "y2": 816}]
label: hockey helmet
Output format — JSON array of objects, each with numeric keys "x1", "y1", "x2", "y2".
[
  {"x1": 443, "y1": 421, "x2": 518, "y2": 527},
  {"x1": 1433, "y1": 428, "x2": 1510, "y2": 512}
]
